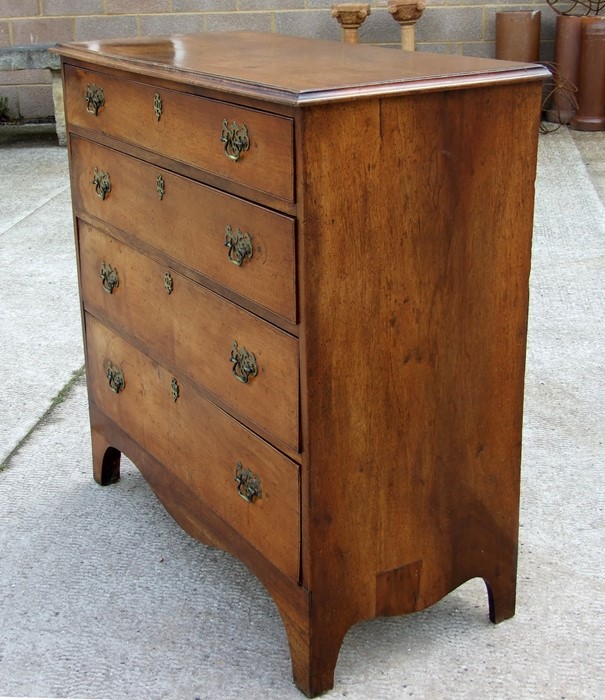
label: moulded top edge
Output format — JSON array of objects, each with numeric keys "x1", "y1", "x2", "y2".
[{"x1": 53, "y1": 31, "x2": 550, "y2": 106}]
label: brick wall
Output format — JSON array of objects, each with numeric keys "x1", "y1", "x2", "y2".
[{"x1": 0, "y1": 0, "x2": 555, "y2": 121}]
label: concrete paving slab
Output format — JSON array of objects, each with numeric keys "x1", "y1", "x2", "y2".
[
  {"x1": 0, "y1": 127, "x2": 603, "y2": 699},
  {"x1": 0, "y1": 380, "x2": 299, "y2": 700},
  {"x1": 0, "y1": 154, "x2": 83, "y2": 464},
  {"x1": 0, "y1": 132, "x2": 69, "y2": 237},
  {"x1": 571, "y1": 130, "x2": 605, "y2": 204}
]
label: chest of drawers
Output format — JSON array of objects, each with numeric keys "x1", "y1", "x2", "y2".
[{"x1": 55, "y1": 32, "x2": 547, "y2": 696}]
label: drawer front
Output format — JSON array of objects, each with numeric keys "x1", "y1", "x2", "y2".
[
  {"x1": 79, "y1": 222, "x2": 299, "y2": 452},
  {"x1": 70, "y1": 135, "x2": 296, "y2": 323},
  {"x1": 64, "y1": 65, "x2": 294, "y2": 202},
  {"x1": 85, "y1": 313, "x2": 300, "y2": 581}
]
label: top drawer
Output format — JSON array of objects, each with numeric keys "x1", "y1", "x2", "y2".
[{"x1": 63, "y1": 65, "x2": 294, "y2": 203}]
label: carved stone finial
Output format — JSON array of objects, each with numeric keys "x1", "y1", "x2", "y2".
[
  {"x1": 388, "y1": 0, "x2": 426, "y2": 51},
  {"x1": 331, "y1": 4, "x2": 372, "y2": 44}
]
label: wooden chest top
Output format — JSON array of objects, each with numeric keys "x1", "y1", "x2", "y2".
[{"x1": 55, "y1": 30, "x2": 547, "y2": 105}]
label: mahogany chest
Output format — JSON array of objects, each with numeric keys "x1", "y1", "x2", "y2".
[{"x1": 55, "y1": 32, "x2": 547, "y2": 696}]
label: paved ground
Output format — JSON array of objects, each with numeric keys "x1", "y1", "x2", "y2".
[{"x1": 0, "y1": 123, "x2": 604, "y2": 700}]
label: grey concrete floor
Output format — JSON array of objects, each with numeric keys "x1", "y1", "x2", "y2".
[{"x1": 0, "y1": 124, "x2": 604, "y2": 700}]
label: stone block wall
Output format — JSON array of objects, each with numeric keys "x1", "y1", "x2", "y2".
[{"x1": 0, "y1": 0, "x2": 555, "y2": 121}]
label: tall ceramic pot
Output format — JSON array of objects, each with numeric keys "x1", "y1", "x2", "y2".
[
  {"x1": 545, "y1": 15, "x2": 583, "y2": 124},
  {"x1": 570, "y1": 17, "x2": 605, "y2": 131},
  {"x1": 495, "y1": 10, "x2": 541, "y2": 62}
]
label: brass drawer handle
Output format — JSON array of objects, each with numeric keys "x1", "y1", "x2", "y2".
[
  {"x1": 224, "y1": 225, "x2": 253, "y2": 266},
  {"x1": 164, "y1": 271, "x2": 173, "y2": 295},
  {"x1": 220, "y1": 119, "x2": 250, "y2": 162},
  {"x1": 92, "y1": 168, "x2": 111, "y2": 200},
  {"x1": 156, "y1": 174, "x2": 165, "y2": 200},
  {"x1": 85, "y1": 83, "x2": 104, "y2": 115},
  {"x1": 153, "y1": 92, "x2": 162, "y2": 121},
  {"x1": 230, "y1": 340, "x2": 258, "y2": 383},
  {"x1": 235, "y1": 461, "x2": 262, "y2": 503},
  {"x1": 100, "y1": 261, "x2": 119, "y2": 294},
  {"x1": 106, "y1": 362, "x2": 125, "y2": 394}
]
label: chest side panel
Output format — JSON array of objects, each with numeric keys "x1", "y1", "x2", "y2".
[{"x1": 297, "y1": 82, "x2": 541, "y2": 615}]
